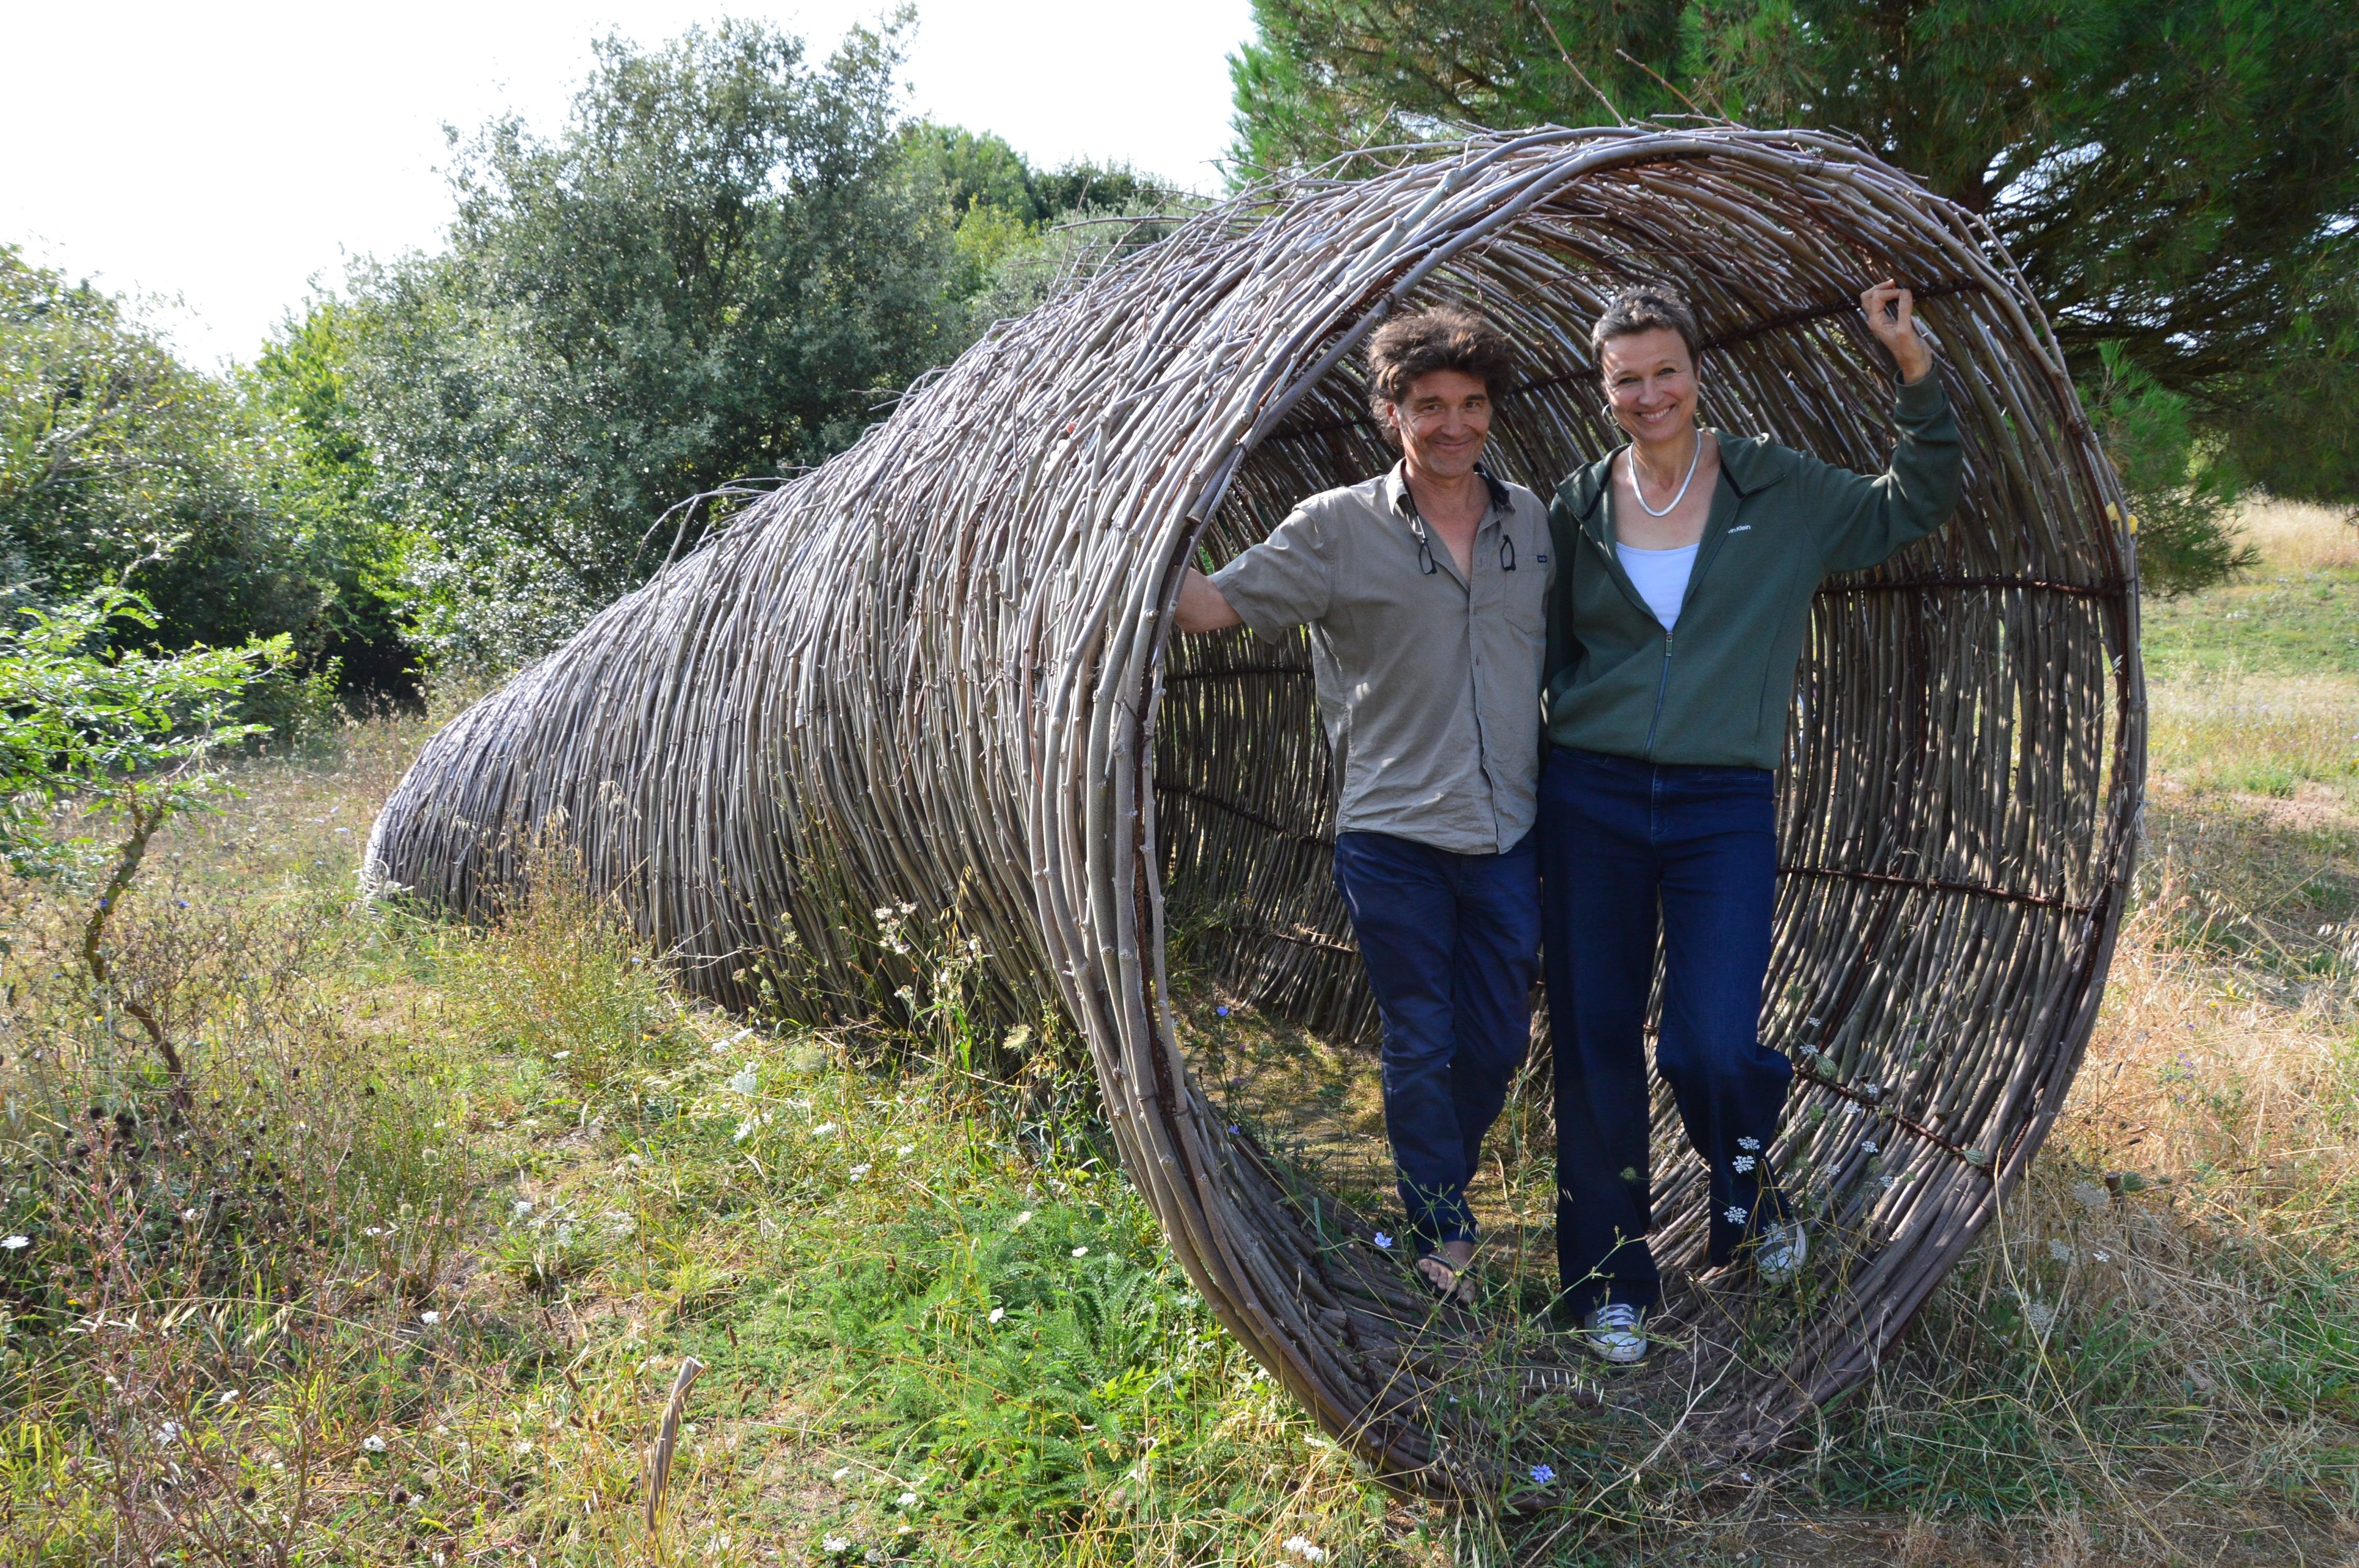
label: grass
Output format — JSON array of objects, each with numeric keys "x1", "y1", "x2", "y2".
[{"x1": 4, "y1": 499, "x2": 2358, "y2": 1564}]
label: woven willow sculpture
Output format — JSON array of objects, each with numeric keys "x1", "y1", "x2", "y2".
[{"x1": 367, "y1": 126, "x2": 2143, "y2": 1495}]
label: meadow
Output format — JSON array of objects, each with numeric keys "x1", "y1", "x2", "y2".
[{"x1": 3, "y1": 501, "x2": 2356, "y2": 1566}]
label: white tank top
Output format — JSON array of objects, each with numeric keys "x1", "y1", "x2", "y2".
[{"x1": 1617, "y1": 541, "x2": 1698, "y2": 631}]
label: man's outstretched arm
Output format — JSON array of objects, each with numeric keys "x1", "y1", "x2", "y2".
[{"x1": 1174, "y1": 567, "x2": 1244, "y2": 633}]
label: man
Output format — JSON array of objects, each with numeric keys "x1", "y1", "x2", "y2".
[{"x1": 1173, "y1": 306, "x2": 1552, "y2": 1303}]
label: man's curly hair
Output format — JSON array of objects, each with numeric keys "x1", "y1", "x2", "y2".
[{"x1": 1365, "y1": 307, "x2": 1516, "y2": 443}]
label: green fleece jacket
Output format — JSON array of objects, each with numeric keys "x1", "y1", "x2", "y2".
[{"x1": 1542, "y1": 375, "x2": 1963, "y2": 769}]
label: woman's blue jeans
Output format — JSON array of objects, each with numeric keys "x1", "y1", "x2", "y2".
[
  {"x1": 1332, "y1": 829, "x2": 1541, "y2": 1254},
  {"x1": 1540, "y1": 747, "x2": 1794, "y2": 1314}
]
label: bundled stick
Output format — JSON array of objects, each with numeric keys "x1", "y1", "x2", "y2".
[{"x1": 367, "y1": 125, "x2": 2143, "y2": 1497}]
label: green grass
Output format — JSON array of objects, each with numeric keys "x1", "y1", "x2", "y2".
[{"x1": 2141, "y1": 566, "x2": 2359, "y2": 682}]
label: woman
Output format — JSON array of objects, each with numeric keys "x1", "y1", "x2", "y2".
[{"x1": 1541, "y1": 281, "x2": 1961, "y2": 1363}]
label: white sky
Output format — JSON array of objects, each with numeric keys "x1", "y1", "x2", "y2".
[{"x1": 0, "y1": 2, "x2": 1256, "y2": 369}]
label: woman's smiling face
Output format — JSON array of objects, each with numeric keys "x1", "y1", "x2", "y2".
[{"x1": 1599, "y1": 327, "x2": 1698, "y2": 446}]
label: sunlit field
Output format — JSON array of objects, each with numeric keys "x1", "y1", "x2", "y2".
[{"x1": 4, "y1": 503, "x2": 2356, "y2": 1565}]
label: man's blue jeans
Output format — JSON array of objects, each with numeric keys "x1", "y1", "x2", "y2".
[
  {"x1": 1332, "y1": 829, "x2": 1541, "y2": 1254},
  {"x1": 1540, "y1": 747, "x2": 1794, "y2": 1315}
]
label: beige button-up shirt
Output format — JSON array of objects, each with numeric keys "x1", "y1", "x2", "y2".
[{"x1": 1210, "y1": 463, "x2": 1554, "y2": 856}]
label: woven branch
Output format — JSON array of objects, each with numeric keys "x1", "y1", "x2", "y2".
[{"x1": 364, "y1": 125, "x2": 2143, "y2": 1498}]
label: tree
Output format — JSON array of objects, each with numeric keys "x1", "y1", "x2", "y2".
[
  {"x1": 0, "y1": 249, "x2": 326, "y2": 649},
  {"x1": 350, "y1": 15, "x2": 976, "y2": 671},
  {"x1": 1230, "y1": 1, "x2": 2359, "y2": 516},
  {"x1": 0, "y1": 587, "x2": 292, "y2": 1093}
]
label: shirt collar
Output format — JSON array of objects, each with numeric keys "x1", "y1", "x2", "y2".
[{"x1": 1384, "y1": 460, "x2": 1512, "y2": 519}]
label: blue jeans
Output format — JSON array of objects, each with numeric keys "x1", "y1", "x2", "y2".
[
  {"x1": 1540, "y1": 748, "x2": 1794, "y2": 1314},
  {"x1": 1333, "y1": 829, "x2": 1541, "y2": 1253}
]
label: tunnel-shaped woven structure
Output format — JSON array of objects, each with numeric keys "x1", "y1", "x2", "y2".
[{"x1": 368, "y1": 126, "x2": 2143, "y2": 1494}]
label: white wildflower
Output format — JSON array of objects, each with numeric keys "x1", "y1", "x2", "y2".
[
  {"x1": 1878, "y1": 1173, "x2": 1897, "y2": 1191},
  {"x1": 832, "y1": 1467, "x2": 851, "y2": 1481},
  {"x1": 2093, "y1": 1250, "x2": 2112, "y2": 1263},
  {"x1": 1282, "y1": 1537, "x2": 1328, "y2": 1562},
  {"x1": 2024, "y1": 1300, "x2": 2059, "y2": 1336},
  {"x1": 419, "y1": 1311, "x2": 441, "y2": 1325},
  {"x1": 989, "y1": 1307, "x2": 1005, "y2": 1323},
  {"x1": 2047, "y1": 1239, "x2": 2076, "y2": 1263},
  {"x1": 156, "y1": 1422, "x2": 181, "y2": 1445},
  {"x1": 728, "y1": 1065, "x2": 758, "y2": 1096},
  {"x1": 734, "y1": 1117, "x2": 757, "y2": 1143},
  {"x1": 2071, "y1": 1180, "x2": 2112, "y2": 1213},
  {"x1": 1724, "y1": 1205, "x2": 1748, "y2": 1225},
  {"x1": 513, "y1": 1201, "x2": 534, "y2": 1218},
  {"x1": 898, "y1": 1491, "x2": 919, "y2": 1507},
  {"x1": 1, "y1": 1235, "x2": 27, "y2": 1250},
  {"x1": 552, "y1": 1051, "x2": 570, "y2": 1062},
  {"x1": 180, "y1": 1208, "x2": 199, "y2": 1222},
  {"x1": 1737, "y1": 1137, "x2": 1761, "y2": 1151},
  {"x1": 897, "y1": 1144, "x2": 914, "y2": 1157},
  {"x1": 1861, "y1": 1139, "x2": 1879, "y2": 1155},
  {"x1": 823, "y1": 1536, "x2": 851, "y2": 1554},
  {"x1": 215, "y1": 1388, "x2": 239, "y2": 1407},
  {"x1": 848, "y1": 1164, "x2": 872, "y2": 1181},
  {"x1": 1013, "y1": 1210, "x2": 1033, "y2": 1227},
  {"x1": 365, "y1": 1227, "x2": 383, "y2": 1237},
  {"x1": 811, "y1": 1123, "x2": 837, "y2": 1137},
  {"x1": 363, "y1": 1434, "x2": 388, "y2": 1453},
  {"x1": 1731, "y1": 1155, "x2": 1756, "y2": 1173},
  {"x1": 1071, "y1": 1246, "x2": 1089, "y2": 1258}
]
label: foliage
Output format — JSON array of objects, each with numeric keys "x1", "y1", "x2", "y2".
[
  {"x1": 1228, "y1": 0, "x2": 2359, "y2": 522},
  {"x1": 348, "y1": 15, "x2": 976, "y2": 673},
  {"x1": 248, "y1": 298, "x2": 421, "y2": 705},
  {"x1": 2087, "y1": 341, "x2": 2258, "y2": 595},
  {"x1": 0, "y1": 248, "x2": 327, "y2": 649},
  {"x1": 0, "y1": 585, "x2": 294, "y2": 1082}
]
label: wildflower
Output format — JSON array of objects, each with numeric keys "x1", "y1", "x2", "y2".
[
  {"x1": 513, "y1": 1201, "x2": 534, "y2": 1218},
  {"x1": 2093, "y1": 1250, "x2": 2112, "y2": 1263},
  {"x1": 1229, "y1": 1123, "x2": 1241, "y2": 1134},
  {"x1": 734, "y1": 1117, "x2": 757, "y2": 1143},
  {"x1": 823, "y1": 1537, "x2": 851, "y2": 1554},
  {"x1": 419, "y1": 1310, "x2": 442, "y2": 1326},
  {"x1": 848, "y1": 1164, "x2": 872, "y2": 1181},
  {"x1": 175, "y1": 898, "x2": 189, "y2": 908},
  {"x1": 1862, "y1": 1139, "x2": 1879, "y2": 1155},
  {"x1": 898, "y1": 1491, "x2": 919, "y2": 1507},
  {"x1": 1373, "y1": 1231, "x2": 1394, "y2": 1250},
  {"x1": 1281, "y1": 1536, "x2": 1327, "y2": 1561},
  {"x1": 1724, "y1": 1205, "x2": 1748, "y2": 1225},
  {"x1": 2071, "y1": 1180, "x2": 2111, "y2": 1213},
  {"x1": 728, "y1": 1065, "x2": 758, "y2": 1096},
  {"x1": 897, "y1": 1145, "x2": 914, "y2": 1157},
  {"x1": 215, "y1": 1388, "x2": 239, "y2": 1407},
  {"x1": 1529, "y1": 1463, "x2": 1556, "y2": 1484},
  {"x1": 363, "y1": 1434, "x2": 388, "y2": 1453},
  {"x1": 811, "y1": 1123, "x2": 837, "y2": 1137},
  {"x1": 156, "y1": 1422, "x2": 181, "y2": 1446},
  {"x1": 365, "y1": 1227, "x2": 383, "y2": 1237},
  {"x1": 2048, "y1": 1238, "x2": 2076, "y2": 1263},
  {"x1": 1071, "y1": 1246, "x2": 1089, "y2": 1258},
  {"x1": 2024, "y1": 1300, "x2": 2059, "y2": 1336},
  {"x1": 1014, "y1": 1211, "x2": 1033, "y2": 1227},
  {"x1": 832, "y1": 1467, "x2": 851, "y2": 1481},
  {"x1": 1737, "y1": 1137, "x2": 1761, "y2": 1151},
  {"x1": 1877, "y1": 1174, "x2": 1897, "y2": 1191},
  {"x1": 553, "y1": 1051, "x2": 571, "y2": 1061},
  {"x1": 3, "y1": 1235, "x2": 29, "y2": 1250},
  {"x1": 1216, "y1": 1006, "x2": 1230, "y2": 1017},
  {"x1": 1731, "y1": 1155, "x2": 1756, "y2": 1173},
  {"x1": 989, "y1": 1307, "x2": 1005, "y2": 1323}
]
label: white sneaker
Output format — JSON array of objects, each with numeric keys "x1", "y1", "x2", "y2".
[
  {"x1": 1756, "y1": 1220, "x2": 1808, "y2": 1285},
  {"x1": 1581, "y1": 1303, "x2": 1647, "y2": 1364}
]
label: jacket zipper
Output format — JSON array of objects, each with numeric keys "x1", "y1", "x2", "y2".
[{"x1": 1644, "y1": 628, "x2": 1673, "y2": 758}]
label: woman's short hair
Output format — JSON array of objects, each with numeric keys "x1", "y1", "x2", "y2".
[
  {"x1": 1590, "y1": 285, "x2": 1702, "y2": 366},
  {"x1": 1366, "y1": 306, "x2": 1516, "y2": 425}
]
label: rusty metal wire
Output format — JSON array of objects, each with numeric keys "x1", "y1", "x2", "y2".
[{"x1": 365, "y1": 125, "x2": 2143, "y2": 1495}]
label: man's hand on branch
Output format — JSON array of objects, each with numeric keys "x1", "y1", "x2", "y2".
[{"x1": 1861, "y1": 280, "x2": 1934, "y2": 385}]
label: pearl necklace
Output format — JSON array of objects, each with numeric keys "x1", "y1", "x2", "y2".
[{"x1": 1629, "y1": 432, "x2": 1703, "y2": 518}]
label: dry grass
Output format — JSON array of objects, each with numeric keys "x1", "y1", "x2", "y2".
[{"x1": 2234, "y1": 495, "x2": 2359, "y2": 573}]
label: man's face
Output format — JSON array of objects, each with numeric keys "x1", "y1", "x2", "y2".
[{"x1": 1389, "y1": 368, "x2": 1492, "y2": 480}]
